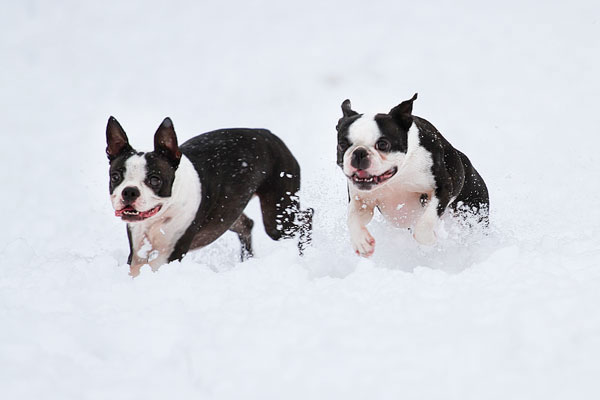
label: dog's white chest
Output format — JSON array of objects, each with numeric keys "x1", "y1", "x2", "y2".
[
  {"x1": 129, "y1": 155, "x2": 201, "y2": 270},
  {"x1": 375, "y1": 189, "x2": 429, "y2": 228}
]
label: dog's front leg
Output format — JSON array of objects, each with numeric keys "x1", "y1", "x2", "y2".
[
  {"x1": 126, "y1": 226, "x2": 134, "y2": 265},
  {"x1": 129, "y1": 246, "x2": 170, "y2": 276},
  {"x1": 129, "y1": 250, "x2": 147, "y2": 277},
  {"x1": 348, "y1": 196, "x2": 376, "y2": 257},
  {"x1": 414, "y1": 175, "x2": 454, "y2": 246},
  {"x1": 129, "y1": 263, "x2": 143, "y2": 277},
  {"x1": 125, "y1": 226, "x2": 145, "y2": 277},
  {"x1": 413, "y1": 194, "x2": 441, "y2": 245},
  {"x1": 413, "y1": 145, "x2": 456, "y2": 245}
]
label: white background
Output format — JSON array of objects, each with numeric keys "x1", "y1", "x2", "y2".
[{"x1": 1, "y1": 0, "x2": 599, "y2": 398}]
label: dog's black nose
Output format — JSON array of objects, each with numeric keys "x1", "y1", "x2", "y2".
[
  {"x1": 121, "y1": 186, "x2": 140, "y2": 204},
  {"x1": 351, "y1": 148, "x2": 371, "y2": 170}
]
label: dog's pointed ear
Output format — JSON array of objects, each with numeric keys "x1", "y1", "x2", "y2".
[
  {"x1": 154, "y1": 117, "x2": 182, "y2": 163},
  {"x1": 389, "y1": 93, "x2": 418, "y2": 130},
  {"x1": 337, "y1": 99, "x2": 359, "y2": 131},
  {"x1": 106, "y1": 116, "x2": 133, "y2": 160},
  {"x1": 341, "y1": 99, "x2": 358, "y2": 118},
  {"x1": 390, "y1": 93, "x2": 418, "y2": 116}
]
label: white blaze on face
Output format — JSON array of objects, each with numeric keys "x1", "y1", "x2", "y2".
[
  {"x1": 343, "y1": 114, "x2": 408, "y2": 180},
  {"x1": 110, "y1": 155, "x2": 163, "y2": 213},
  {"x1": 347, "y1": 114, "x2": 381, "y2": 147}
]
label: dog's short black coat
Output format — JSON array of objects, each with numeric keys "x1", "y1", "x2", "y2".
[{"x1": 172, "y1": 128, "x2": 312, "y2": 262}]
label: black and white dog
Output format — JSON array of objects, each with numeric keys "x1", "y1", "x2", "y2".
[
  {"x1": 336, "y1": 94, "x2": 489, "y2": 257},
  {"x1": 106, "y1": 117, "x2": 313, "y2": 276}
]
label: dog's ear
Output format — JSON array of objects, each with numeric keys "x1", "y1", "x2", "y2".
[
  {"x1": 337, "y1": 99, "x2": 359, "y2": 131},
  {"x1": 106, "y1": 116, "x2": 133, "y2": 160},
  {"x1": 389, "y1": 93, "x2": 418, "y2": 130},
  {"x1": 390, "y1": 93, "x2": 418, "y2": 116},
  {"x1": 154, "y1": 117, "x2": 182, "y2": 164},
  {"x1": 341, "y1": 99, "x2": 358, "y2": 118}
]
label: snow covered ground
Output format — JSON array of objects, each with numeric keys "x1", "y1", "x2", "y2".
[{"x1": 2, "y1": 0, "x2": 600, "y2": 398}]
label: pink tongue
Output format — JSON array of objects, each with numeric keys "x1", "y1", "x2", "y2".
[{"x1": 355, "y1": 170, "x2": 370, "y2": 178}]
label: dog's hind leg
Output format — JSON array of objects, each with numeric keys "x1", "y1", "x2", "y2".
[
  {"x1": 297, "y1": 207, "x2": 314, "y2": 255},
  {"x1": 258, "y1": 188, "x2": 298, "y2": 241},
  {"x1": 229, "y1": 213, "x2": 254, "y2": 261},
  {"x1": 257, "y1": 172, "x2": 313, "y2": 255},
  {"x1": 453, "y1": 151, "x2": 490, "y2": 227}
]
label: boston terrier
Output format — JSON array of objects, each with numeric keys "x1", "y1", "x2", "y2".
[
  {"x1": 106, "y1": 117, "x2": 313, "y2": 276},
  {"x1": 336, "y1": 94, "x2": 489, "y2": 257}
]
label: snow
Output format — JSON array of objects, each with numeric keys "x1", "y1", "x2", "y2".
[{"x1": 1, "y1": 0, "x2": 600, "y2": 399}]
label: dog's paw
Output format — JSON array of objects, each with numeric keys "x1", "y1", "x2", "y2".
[
  {"x1": 351, "y1": 227, "x2": 375, "y2": 257},
  {"x1": 413, "y1": 222, "x2": 437, "y2": 246},
  {"x1": 129, "y1": 264, "x2": 143, "y2": 278}
]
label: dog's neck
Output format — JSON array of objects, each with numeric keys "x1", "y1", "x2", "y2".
[{"x1": 128, "y1": 154, "x2": 202, "y2": 270}]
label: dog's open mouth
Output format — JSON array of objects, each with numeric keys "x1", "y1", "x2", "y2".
[
  {"x1": 351, "y1": 167, "x2": 398, "y2": 186},
  {"x1": 115, "y1": 205, "x2": 162, "y2": 221}
]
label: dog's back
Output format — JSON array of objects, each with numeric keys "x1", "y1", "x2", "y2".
[{"x1": 181, "y1": 128, "x2": 300, "y2": 194}]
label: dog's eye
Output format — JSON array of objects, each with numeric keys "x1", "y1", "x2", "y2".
[
  {"x1": 148, "y1": 176, "x2": 162, "y2": 187},
  {"x1": 376, "y1": 139, "x2": 391, "y2": 152},
  {"x1": 110, "y1": 172, "x2": 121, "y2": 183}
]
